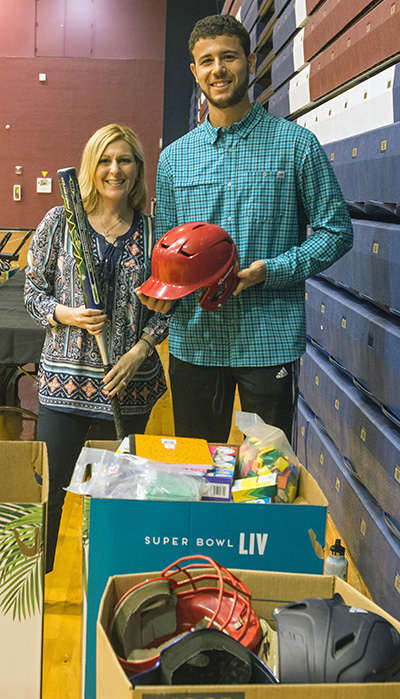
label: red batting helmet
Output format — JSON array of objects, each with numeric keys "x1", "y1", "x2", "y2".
[
  {"x1": 108, "y1": 555, "x2": 262, "y2": 676},
  {"x1": 139, "y1": 222, "x2": 239, "y2": 310}
]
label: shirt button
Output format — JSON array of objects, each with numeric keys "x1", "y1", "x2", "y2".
[
  {"x1": 263, "y1": 172, "x2": 268, "y2": 177},
  {"x1": 227, "y1": 216, "x2": 232, "y2": 222},
  {"x1": 227, "y1": 182, "x2": 232, "y2": 187},
  {"x1": 228, "y1": 147, "x2": 232, "y2": 153}
]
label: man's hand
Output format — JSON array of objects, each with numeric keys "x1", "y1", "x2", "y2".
[
  {"x1": 233, "y1": 260, "x2": 266, "y2": 295},
  {"x1": 135, "y1": 288, "x2": 174, "y2": 314}
]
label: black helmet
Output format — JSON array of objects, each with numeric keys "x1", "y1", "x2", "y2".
[
  {"x1": 272, "y1": 593, "x2": 400, "y2": 683},
  {"x1": 131, "y1": 628, "x2": 278, "y2": 686}
]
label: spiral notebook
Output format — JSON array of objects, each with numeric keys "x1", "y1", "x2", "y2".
[{"x1": 129, "y1": 433, "x2": 214, "y2": 473}]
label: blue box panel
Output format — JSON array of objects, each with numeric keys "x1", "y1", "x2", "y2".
[
  {"x1": 241, "y1": 0, "x2": 265, "y2": 24},
  {"x1": 274, "y1": 0, "x2": 292, "y2": 18},
  {"x1": 248, "y1": 81, "x2": 267, "y2": 101},
  {"x1": 296, "y1": 394, "x2": 315, "y2": 468},
  {"x1": 320, "y1": 219, "x2": 400, "y2": 315},
  {"x1": 271, "y1": 38, "x2": 295, "y2": 90},
  {"x1": 299, "y1": 341, "x2": 400, "y2": 532},
  {"x1": 242, "y1": 1, "x2": 263, "y2": 32},
  {"x1": 305, "y1": 277, "x2": 400, "y2": 421},
  {"x1": 273, "y1": 3, "x2": 297, "y2": 53},
  {"x1": 268, "y1": 79, "x2": 290, "y2": 117},
  {"x1": 249, "y1": 19, "x2": 267, "y2": 52},
  {"x1": 323, "y1": 122, "x2": 400, "y2": 205},
  {"x1": 306, "y1": 418, "x2": 400, "y2": 621}
]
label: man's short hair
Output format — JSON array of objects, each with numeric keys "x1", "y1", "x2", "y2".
[{"x1": 188, "y1": 14, "x2": 251, "y2": 60}]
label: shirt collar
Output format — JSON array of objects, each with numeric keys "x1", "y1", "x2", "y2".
[{"x1": 202, "y1": 101, "x2": 265, "y2": 143}]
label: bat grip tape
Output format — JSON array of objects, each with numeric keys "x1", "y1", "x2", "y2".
[{"x1": 96, "y1": 333, "x2": 125, "y2": 440}]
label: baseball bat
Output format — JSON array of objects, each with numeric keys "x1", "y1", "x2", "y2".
[{"x1": 57, "y1": 167, "x2": 125, "y2": 440}]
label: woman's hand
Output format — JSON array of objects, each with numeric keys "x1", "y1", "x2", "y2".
[
  {"x1": 102, "y1": 340, "x2": 151, "y2": 398},
  {"x1": 135, "y1": 288, "x2": 173, "y2": 313},
  {"x1": 54, "y1": 304, "x2": 108, "y2": 335}
]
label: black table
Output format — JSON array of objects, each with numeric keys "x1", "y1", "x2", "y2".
[{"x1": 0, "y1": 270, "x2": 45, "y2": 364}]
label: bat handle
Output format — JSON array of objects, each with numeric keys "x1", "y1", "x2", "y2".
[
  {"x1": 102, "y1": 363, "x2": 126, "y2": 440},
  {"x1": 95, "y1": 332, "x2": 126, "y2": 440}
]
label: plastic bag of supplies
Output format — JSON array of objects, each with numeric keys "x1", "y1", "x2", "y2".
[
  {"x1": 235, "y1": 412, "x2": 300, "y2": 503},
  {"x1": 65, "y1": 447, "x2": 206, "y2": 501}
]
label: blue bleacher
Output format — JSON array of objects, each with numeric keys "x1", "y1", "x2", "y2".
[
  {"x1": 323, "y1": 122, "x2": 400, "y2": 206},
  {"x1": 306, "y1": 417, "x2": 400, "y2": 621},
  {"x1": 272, "y1": 2, "x2": 298, "y2": 53},
  {"x1": 299, "y1": 341, "x2": 400, "y2": 532},
  {"x1": 271, "y1": 38, "x2": 295, "y2": 90},
  {"x1": 319, "y1": 219, "x2": 400, "y2": 316},
  {"x1": 305, "y1": 277, "x2": 400, "y2": 422}
]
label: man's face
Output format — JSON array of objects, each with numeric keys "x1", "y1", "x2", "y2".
[{"x1": 190, "y1": 34, "x2": 255, "y2": 110}]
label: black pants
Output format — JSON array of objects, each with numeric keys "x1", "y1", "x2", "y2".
[
  {"x1": 37, "y1": 404, "x2": 150, "y2": 573},
  {"x1": 169, "y1": 354, "x2": 297, "y2": 444}
]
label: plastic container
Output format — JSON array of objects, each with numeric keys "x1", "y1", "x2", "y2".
[{"x1": 324, "y1": 538, "x2": 348, "y2": 581}]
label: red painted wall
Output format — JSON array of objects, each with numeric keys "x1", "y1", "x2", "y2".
[{"x1": 0, "y1": 0, "x2": 166, "y2": 228}]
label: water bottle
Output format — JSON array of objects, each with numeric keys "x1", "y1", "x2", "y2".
[{"x1": 324, "y1": 538, "x2": 348, "y2": 581}]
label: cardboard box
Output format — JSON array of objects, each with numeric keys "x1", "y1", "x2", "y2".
[
  {"x1": 82, "y1": 440, "x2": 327, "y2": 698},
  {"x1": 0, "y1": 441, "x2": 48, "y2": 699},
  {"x1": 97, "y1": 568, "x2": 400, "y2": 698}
]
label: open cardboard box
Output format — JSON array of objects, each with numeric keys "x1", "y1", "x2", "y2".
[
  {"x1": 97, "y1": 568, "x2": 400, "y2": 698},
  {"x1": 0, "y1": 441, "x2": 48, "y2": 699},
  {"x1": 82, "y1": 441, "x2": 328, "y2": 578},
  {"x1": 82, "y1": 440, "x2": 328, "y2": 697}
]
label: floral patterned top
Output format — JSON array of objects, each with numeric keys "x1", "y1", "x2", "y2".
[{"x1": 24, "y1": 206, "x2": 169, "y2": 418}]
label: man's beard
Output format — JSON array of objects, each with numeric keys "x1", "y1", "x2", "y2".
[{"x1": 203, "y1": 68, "x2": 249, "y2": 110}]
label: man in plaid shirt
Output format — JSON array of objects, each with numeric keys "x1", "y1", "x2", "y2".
[{"x1": 137, "y1": 14, "x2": 353, "y2": 443}]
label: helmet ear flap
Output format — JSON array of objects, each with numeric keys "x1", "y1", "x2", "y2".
[
  {"x1": 196, "y1": 281, "x2": 232, "y2": 309},
  {"x1": 210, "y1": 283, "x2": 230, "y2": 305}
]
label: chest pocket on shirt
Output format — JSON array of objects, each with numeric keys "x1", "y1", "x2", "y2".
[
  {"x1": 241, "y1": 170, "x2": 287, "y2": 222},
  {"x1": 174, "y1": 177, "x2": 227, "y2": 222}
]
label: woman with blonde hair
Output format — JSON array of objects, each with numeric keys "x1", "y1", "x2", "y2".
[{"x1": 25, "y1": 124, "x2": 169, "y2": 572}]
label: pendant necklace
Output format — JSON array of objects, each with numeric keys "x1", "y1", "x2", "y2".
[{"x1": 95, "y1": 212, "x2": 122, "y2": 241}]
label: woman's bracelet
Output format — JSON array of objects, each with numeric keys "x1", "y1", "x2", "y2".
[{"x1": 140, "y1": 335, "x2": 154, "y2": 356}]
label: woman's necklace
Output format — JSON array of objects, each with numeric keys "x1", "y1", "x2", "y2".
[{"x1": 95, "y1": 212, "x2": 122, "y2": 241}]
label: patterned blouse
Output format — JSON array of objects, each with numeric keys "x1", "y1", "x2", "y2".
[{"x1": 24, "y1": 206, "x2": 169, "y2": 418}]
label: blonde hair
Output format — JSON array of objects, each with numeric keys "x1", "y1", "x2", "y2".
[{"x1": 79, "y1": 124, "x2": 147, "y2": 213}]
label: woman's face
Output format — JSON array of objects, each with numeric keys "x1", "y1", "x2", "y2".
[{"x1": 94, "y1": 138, "x2": 138, "y2": 205}]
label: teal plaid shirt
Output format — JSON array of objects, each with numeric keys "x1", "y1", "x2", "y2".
[{"x1": 156, "y1": 101, "x2": 353, "y2": 367}]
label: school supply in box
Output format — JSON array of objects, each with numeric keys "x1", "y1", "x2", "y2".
[
  {"x1": 129, "y1": 434, "x2": 214, "y2": 473},
  {"x1": 235, "y1": 412, "x2": 300, "y2": 503},
  {"x1": 203, "y1": 445, "x2": 238, "y2": 502},
  {"x1": 232, "y1": 473, "x2": 278, "y2": 502}
]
